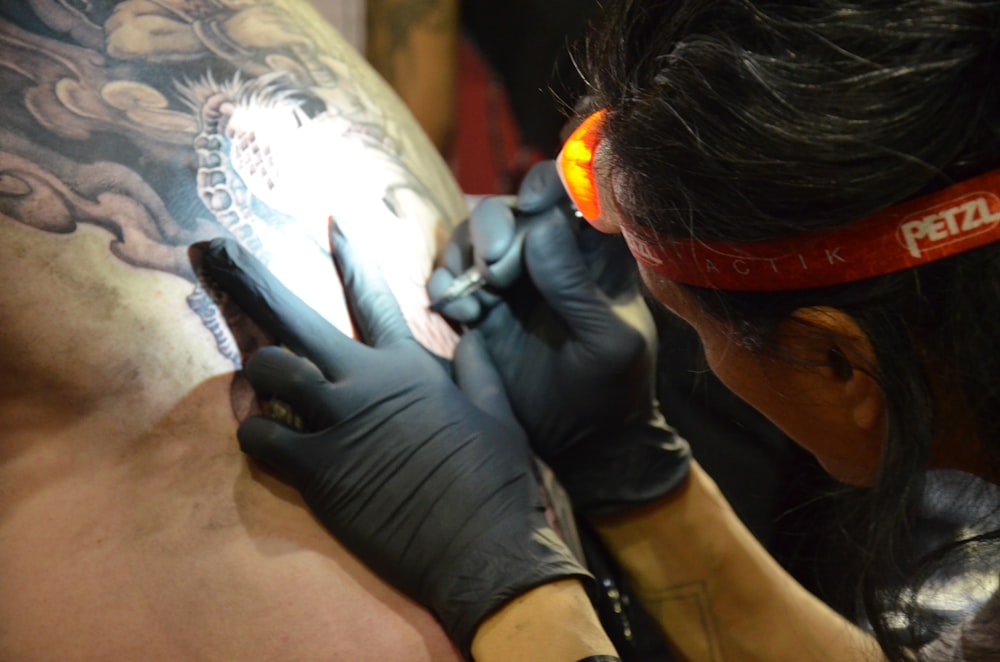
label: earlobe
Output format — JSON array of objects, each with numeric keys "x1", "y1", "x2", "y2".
[{"x1": 788, "y1": 306, "x2": 885, "y2": 437}]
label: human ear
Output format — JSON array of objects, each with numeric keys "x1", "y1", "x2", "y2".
[{"x1": 784, "y1": 307, "x2": 885, "y2": 436}]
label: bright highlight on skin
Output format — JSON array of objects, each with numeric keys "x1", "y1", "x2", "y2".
[{"x1": 557, "y1": 109, "x2": 607, "y2": 222}]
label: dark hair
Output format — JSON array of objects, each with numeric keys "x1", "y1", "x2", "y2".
[{"x1": 582, "y1": 1, "x2": 1000, "y2": 659}]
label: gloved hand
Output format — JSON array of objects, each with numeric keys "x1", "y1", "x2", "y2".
[
  {"x1": 428, "y1": 161, "x2": 691, "y2": 518},
  {"x1": 197, "y1": 232, "x2": 591, "y2": 658}
]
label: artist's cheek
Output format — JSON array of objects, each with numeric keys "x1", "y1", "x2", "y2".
[
  {"x1": 637, "y1": 266, "x2": 705, "y2": 331},
  {"x1": 700, "y1": 332, "x2": 883, "y2": 486},
  {"x1": 641, "y1": 271, "x2": 762, "y2": 410},
  {"x1": 640, "y1": 268, "x2": 881, "y2": 484}
]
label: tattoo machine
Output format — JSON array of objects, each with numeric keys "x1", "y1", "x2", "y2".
[{"x1": 429, "y1": 199, "x2": 578, "y2": 311}]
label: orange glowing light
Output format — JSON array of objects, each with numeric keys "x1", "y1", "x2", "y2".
[{"x1": 556, "y1": 109, "x2": 608, "y2": 222}]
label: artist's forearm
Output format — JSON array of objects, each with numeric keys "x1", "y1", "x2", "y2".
[
  {"x1": 471, "y1": 579, "x2": 619, "y2": 662},
  {"x1": 594, "y1": 462, "x2": 885, "y2": 662}
]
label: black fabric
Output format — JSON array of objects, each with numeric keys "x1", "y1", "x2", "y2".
[
  {"x1": 921, "y1": 586, "x2": 1000, "y2": 661},
  {"x1": 881, "y1": 471, "x2": 1000, "y2": 651}
]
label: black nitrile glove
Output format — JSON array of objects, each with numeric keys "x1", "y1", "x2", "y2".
[
  {"x1": 198, "y1": 233, "x2": 591, "y2": 658},
  {"x1": 428, "y1": 161, "x2": 691, "y2": 518}
]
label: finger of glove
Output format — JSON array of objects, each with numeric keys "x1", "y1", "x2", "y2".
[
  {"x1": 427, "y1": 266, "x2": 482, "y2": 323},
  {"x1": 244, "y1": 346, "x2": 342, "y2": 428},
  {"x1": 330, "y1": 221, "x2": 412, "y2": 348},
  {"x1": 199, "y1": 238, "x2": 347, "y2": 367},
  {"x1": 469, "y1": 196, "x2": 517, "y2": 264},
  {"x1": 439, "y1": 218, "x2": 473, "y2": 276},
  {"x1": 237, "y1": 415, "x2": 316, "y2": 487},
  {"x1": 523, "y1": 215, "x2": 624, "y2": 341},
  {"x1": 453, "y1": 330, "x2": 517, "y2": 426},
  {"x1": 515, "y1": 160, "x2": 568, "y2": 214}
]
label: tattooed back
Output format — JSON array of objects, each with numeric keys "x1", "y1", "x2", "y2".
[{"x1": 0, "y1": 1, "x2": 466, "y2": 659}]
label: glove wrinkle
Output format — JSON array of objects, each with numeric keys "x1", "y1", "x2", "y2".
[
  {"x1": 204, "y1": 236, "x2": 591, "y2": 659},
  {"x1": 429, "y1": 162, "x2": 692, "y2": 517}
]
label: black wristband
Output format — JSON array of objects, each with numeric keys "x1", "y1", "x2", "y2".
[{"x1": 576, "y1": 657, "x2": 623, "y2": 662}]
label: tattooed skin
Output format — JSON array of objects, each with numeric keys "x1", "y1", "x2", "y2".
[
  {"x1": 0, "y1": 0, "x2": 464, "y2": 366},
  {"x1": 0, "y1": 3, "x2": 470, "y2": 659}
]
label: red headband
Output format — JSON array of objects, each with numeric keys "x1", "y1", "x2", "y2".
[
  {"x1": 556, "y1": 109, "x2": 1000, "y2": 291},
  {"x1": 620, "y1": 169, "x2": 1000, "y2": 291}
]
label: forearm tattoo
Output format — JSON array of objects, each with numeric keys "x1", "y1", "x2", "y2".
[{"x1": 640, "y1": 580, "x2": 723, "y2": 662}]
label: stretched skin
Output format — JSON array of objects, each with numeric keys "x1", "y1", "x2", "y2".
[{"x1": 0, "y1": 1, "x2": 468, "y2": 659}]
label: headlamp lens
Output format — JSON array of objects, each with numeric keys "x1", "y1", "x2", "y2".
[{"x1": 556, "y1": 109, "x2": 607, "y2": 223}]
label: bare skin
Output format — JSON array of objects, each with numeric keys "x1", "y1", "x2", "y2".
[
  {"x1": 592, "y1": 462, "x2": 885, "y2": 662},
  {"x1": 0, "y1": 1, "x2": 468, "y2": 658}
]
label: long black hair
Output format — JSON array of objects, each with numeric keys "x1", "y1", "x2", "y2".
[{"x1": 581, "y1": 1, "x2": 1000, "y2": 659}]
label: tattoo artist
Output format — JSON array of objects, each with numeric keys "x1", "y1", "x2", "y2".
[
  {"x1": 199, "y1": 155, "x2": 687, "y2": 660},
  {"x1": 200, "y1": 1, "x2": 1000, "y2": 660}
]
